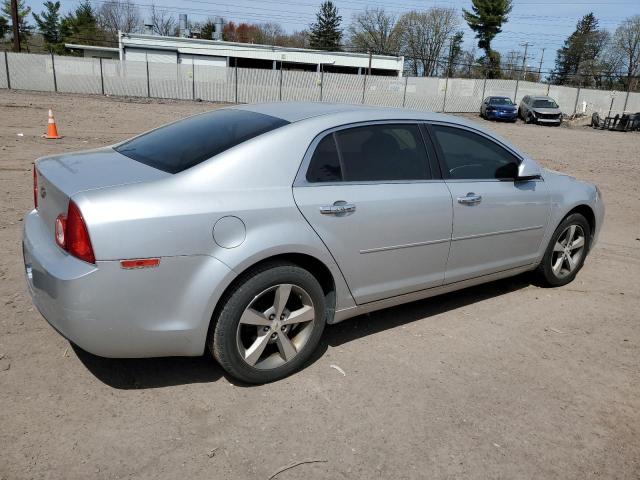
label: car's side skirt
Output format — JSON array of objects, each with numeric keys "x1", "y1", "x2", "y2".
[{"x1": 331, "y1": 263, "x2": 537, "y2": 324}]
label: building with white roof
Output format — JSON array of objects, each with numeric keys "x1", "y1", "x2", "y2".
[{"x1": 66, "y1": 32, "x2": 404, "y2": 77}]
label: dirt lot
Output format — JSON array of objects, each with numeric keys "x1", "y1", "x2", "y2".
[{"x1": 0, "y1": 90, "x2": 639, "y2": 480}]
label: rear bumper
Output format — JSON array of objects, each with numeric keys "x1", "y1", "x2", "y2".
[{"x1": 23, "y1": 210, "x2": 233, "y2": 358}]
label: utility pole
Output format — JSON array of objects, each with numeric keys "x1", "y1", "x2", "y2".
[
  {"x1": 367, "y1": 50, "x2": 372, "y2": 76},
  {"x1": 11, "y1": 0, "x2": 21, "y2": 52},
  {"x1": 446, "y1": 37, "x2": 454, "y2": 77},
  {"x1": 537, "y1": 48, "x2": 545, "y2": 81},
  {"x1": 520, "y1": 42, "x2": 532, "y2": 80}
]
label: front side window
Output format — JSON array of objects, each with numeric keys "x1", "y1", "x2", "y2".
[
  {"x1": 432, "y1": 125, "x2": 519, "y2": 180},
  {"x1": 305, "y1": 124, "x2": 431, "y2": 183}
]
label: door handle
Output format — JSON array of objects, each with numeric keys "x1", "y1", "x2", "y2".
[
  {"x1": 457, "y1": 193, "x2": 482, "y2": 205},
  {"x1": 320, "y1": 202, "x2": 356, "y2": 215}
]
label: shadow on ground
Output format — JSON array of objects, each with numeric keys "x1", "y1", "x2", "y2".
[{"x1": 75, "y1": 274, "x2": 533, "y2": 389}]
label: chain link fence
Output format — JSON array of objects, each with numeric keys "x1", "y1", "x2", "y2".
[{"x1": 2, "y1": 51, "x2": 639, "y2": 116}]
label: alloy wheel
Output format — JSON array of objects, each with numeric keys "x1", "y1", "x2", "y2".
[
  {"x1": 551, "y1": 225, "x2": 586, "y2": 279},
  {"x1": 236, "y1": 284, "x2": 316, "y2": 370}
]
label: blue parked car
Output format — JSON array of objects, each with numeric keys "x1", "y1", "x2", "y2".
[{"x1": 480, "y1": 96, "x2": 518, "y2": 122}]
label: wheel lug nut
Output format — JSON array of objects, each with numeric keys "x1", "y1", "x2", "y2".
[
  {"x1": 280, "y1": 314, "x2": 285, "y2": 320},
  {"x1": 263, "y1": 326, "x2": 269, "y2": 332},
  {"x1": 281, "y1": 326, "x2": 286, "y2": 332},
  {"x1": 269, "y1": 314, "x2": 275, "y2": 320}
]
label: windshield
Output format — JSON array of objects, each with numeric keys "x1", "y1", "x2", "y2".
[
  {"x1": 489, "y1": 98, "x2": 514, "y2": 106},
  {"x1": 533, "y1": 99, "x2": 559, "y2": 109},
  {"x1": 115, "y1": 109, "x2": 289, "y2": 174}
]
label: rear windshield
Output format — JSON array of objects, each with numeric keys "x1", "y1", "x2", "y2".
[
  {"x1": 533, "y1": 99, "x2": 558, "y2": 109},
  {"x1": 115, "y1": 109, "x2": 289, "y2": 173},
  {"x1": 489, "y1": 97, "x2": 513, "y2": 105}
]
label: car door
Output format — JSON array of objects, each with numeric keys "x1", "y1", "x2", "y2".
[
  {"x1": 428, "y1": 123, "x2": 551, "y2": 283},
  {"x1": 293, "y1": 122, "x2": 453, "y2": 305}
]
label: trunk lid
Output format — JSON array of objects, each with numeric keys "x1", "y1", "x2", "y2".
[{"x1": 35, "y1": 147, "x2": 169, "y2": 238}]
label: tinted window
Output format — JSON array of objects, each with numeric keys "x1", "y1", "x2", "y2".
[
  {"x1": 489, "y1": 97, "x2": 514, "y2": 105},
  {"x1": 306, "y1": 134, "x2": 342, "y2": 182},
  {"x1": 533, "y1": 99, "x2": 559, "y2": 108},
  {"x1": 432, "y1": 125, "x2": 519, "y2": 180},
  {"x1": 115, "y1": 109, "x2": 289, "y2": 174},
  {"x1": 335, "y1": 124, "x2": 430, "y2": 181}
]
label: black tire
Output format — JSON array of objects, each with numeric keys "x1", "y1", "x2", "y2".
[
  {"x1": 209, "y1": 261, "x2": 326, "y2": 383},
  {"x1": 536, "y1": 213, "x2": 591, "y2": 287},
  {"x1": 525, "y1": 112, "x2": 535, "y2": 124}
]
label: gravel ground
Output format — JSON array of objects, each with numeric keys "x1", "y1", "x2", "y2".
[{"x1": 0, "y1": 90, "x2": 639, "y2": 480}]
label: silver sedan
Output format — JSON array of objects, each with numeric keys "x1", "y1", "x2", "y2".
[{"x1": 23, "y1": 103, "x2": 604, "y2": 383}]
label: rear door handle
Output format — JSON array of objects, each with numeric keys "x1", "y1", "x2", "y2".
[
  {"x1": 320, "y1": 202, "x2": 356, "y2": 215},
  {"x1": 457, "y1": 193, "x2": 482, "y2": 205}
]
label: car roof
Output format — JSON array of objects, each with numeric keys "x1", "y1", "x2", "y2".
[
  {"x1": 227, "y1": 102, "x2": 525, "y2": 159},
  {"x1": 231, "y1": 102, "x2": 478, "y2": 125}
]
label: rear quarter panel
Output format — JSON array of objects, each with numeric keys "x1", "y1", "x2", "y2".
[{"x1": 73, "y1": 122, "x2": 358, "y2": 316}]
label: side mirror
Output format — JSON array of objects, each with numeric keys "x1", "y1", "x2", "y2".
[{"x1": 516, "y1": 157, "x2": 542, "y2": 181}]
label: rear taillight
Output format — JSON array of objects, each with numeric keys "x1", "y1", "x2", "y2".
[
  {"x1": 55, "y1": 201, "x2": 95, "y2": 264},
  {"x1": 55, "y1": 214, "x2": 66, "y2": 248},
  {"x1": 33, "y1": 167, "x2": 38, "y2": 209}
]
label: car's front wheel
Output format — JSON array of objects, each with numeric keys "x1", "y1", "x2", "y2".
[
  {"x1": 210, "y1": 262, "x2": 326, "y2": 383},
  {"x1": 537, "y1": 213, "x2": 591, "y2": 287}
]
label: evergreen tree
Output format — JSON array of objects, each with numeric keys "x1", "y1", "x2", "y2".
[
  {"x1": 0, "y1": 15, "x2": 8, "y2": 38},
  {"x1": 1, "y1": 0, "x2": 33, "y2": 50},
  {"x1": 309, "y1": 1, "x2": 342, "y2": 51},
  {"x1": 463, "y1": 0, "x2": 512, "y2": 78},
  {"x1": 61, "y1": 1, "x2": 109, "y2": 48},
  {"x1": 446, "y1": 31, "x2": 464, "y2": 77},
  {"x1": 33, "y1": 1, "x2": 63, "y2": 53},
  {"x1": 552, "y1": 13, "x2": 607, "y2": 85}
]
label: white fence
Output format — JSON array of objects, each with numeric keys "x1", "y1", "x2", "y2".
[{"x1": 2, "y1": 52, "x2": 639, "y2": 115}]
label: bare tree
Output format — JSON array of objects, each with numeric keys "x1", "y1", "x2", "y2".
[
  {"x1": 283, "y1": 30, "x2": 309, "y2": 48},
  {"x1": 150, "y1": 4, "x2": 176, "y2": 36},
  {"x1": 396, "y1": 7, "x2": 458, "y2": 76},
  {"x1": 348, "y1": 8, "x2": 399, "y2": 55},
  {"x1": 97, "y1": 0, "x2": 142, "y2": 39},
  {"x1": 254, "y1": 22, "x2": 284, "y2": 45},
  {"x1": 613, "y1": 15, "x2": 640, "y2": 89}
]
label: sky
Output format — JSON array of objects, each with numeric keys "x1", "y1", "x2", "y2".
[{"x1": 22, "y1": 0, "x2": 640, "y2": 73}]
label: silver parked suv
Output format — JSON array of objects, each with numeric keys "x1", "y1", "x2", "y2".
[{"x1": 519, "y1": 96, "x2": 563, "y2": 126}]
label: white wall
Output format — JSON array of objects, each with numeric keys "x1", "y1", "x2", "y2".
[
  {"x1": 124, "y1": 48, "x2": 177, "y2": 63},
  {"x1": 178, "y1": 54, "x2": 227, "y2": 68}
]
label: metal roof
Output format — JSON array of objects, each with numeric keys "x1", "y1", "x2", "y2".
[
  {"x1": 120, "y1": 33, "x2": 404, "y2": 72},
  {"x1": 65, "y1": 44, "x2": 119, "y2": 52}
]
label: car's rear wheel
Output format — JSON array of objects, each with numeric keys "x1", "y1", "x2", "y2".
[
  {"x1": 210, "y1": 262, "x2": 326, "y2": 383},
  {"x1": 537, "y1": 213, "x2": 591, "y2": 287}
]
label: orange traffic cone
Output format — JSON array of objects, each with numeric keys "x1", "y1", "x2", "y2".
[{"x1": 42, "y1": 109, "x2": 63, "y2": 139}]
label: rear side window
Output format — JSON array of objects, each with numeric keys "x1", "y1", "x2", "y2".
[
  {"x1": 306, "y1": 134, "x2": 342, "y2": 182},
  {"x1": 432, "y1": 125, "x2": 519, "y2": 180},
  {"x1": 305, "y1": 124, "x2": 431, "y2": 182},
  {"x1": 115, "y1": 109, "x2": 289, "y2": 174}
]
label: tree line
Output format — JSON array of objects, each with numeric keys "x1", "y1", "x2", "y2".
[{"x1": 1, "y1": 0, "x2": 639, "y2": 90}]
